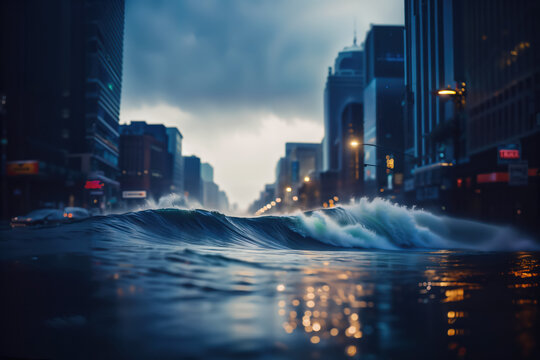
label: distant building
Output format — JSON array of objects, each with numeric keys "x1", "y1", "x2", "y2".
[
  {"x1": 323, "y1": 36, "x2": 365, "y2": 199},
  {"x1": 166, "y1": 127, "x2": 184, "y2": 194},
  {"x1": 1, "y1": 0, "x2": 125, "y2": 216},
  {"x1": 218, "y1": 190, "x2": 230, "y2": 212},
  {"x1": 249, "y1": 183, "x2": 275, "y2": 215},
  {"x1": 285, "y1": 142, "x2": 322, "y2": 186},
  {"x1": 183, "y1": 155, "x2": 202, "y2": 205},
  {"x1": 201, "y1": 163, "x2": 214, "y2": 183},
  {"x1": 202, "y1": 181, "x2": 219, "y2": 210},
  {"x1": 362, "y1": 25, "x2": 405, "y2": 197},
  {"x1": 119, "y1": 122, "x2": 170, "y2": 202}
]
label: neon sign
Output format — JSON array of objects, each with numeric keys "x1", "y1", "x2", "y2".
[
  {"x1": 84, "y1": 180, "x2": 104, "y2": 190},
  {"x1": 499, "y1": 149, "x2": 520, "y2": 159},
  {"x1": 497, "y1": 144, "x2": 521, "y2": 164}
]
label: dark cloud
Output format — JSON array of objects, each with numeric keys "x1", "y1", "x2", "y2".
[{"x1": 122, "y1": 0, "x2": 404, "y2": 122}]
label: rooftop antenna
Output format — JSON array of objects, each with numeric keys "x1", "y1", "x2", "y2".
[{"x1": 353, "y1": 18, "x2": 357, "y2": 46}]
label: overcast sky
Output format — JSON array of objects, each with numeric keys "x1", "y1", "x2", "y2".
[{"x1": 120, "y1": 0, "x2": 403, "y2": 210}]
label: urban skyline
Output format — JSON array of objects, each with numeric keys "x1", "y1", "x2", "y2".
[{"x1": 119, "y1": 0, "x2": 404, "y2": 209}]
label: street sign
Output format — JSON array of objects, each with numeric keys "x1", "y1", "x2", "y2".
[
  {"x1": 508, "y1": 162, "x2": 528, "y2": 186},
  {"x1": 7, "y1": 160, "x2": 39, "y2": 175},
  {"x1": 122, "y1": 190, "x2": 147, "y2": 199},
  {"x1": 498, "y1": 144, "x2": 521, "y2": 164}
]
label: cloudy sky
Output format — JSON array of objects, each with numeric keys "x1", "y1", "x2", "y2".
[{"x1": 120, "y1": 0, "x2": 403, "y2": 210}]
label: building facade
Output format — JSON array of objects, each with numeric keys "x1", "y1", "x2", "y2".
[
  {"x1": 404, "y1": 0, "x2": 540, "y2": 229},
  {"x1": 403, "y1": 0, "x2": 465, "y2": 212},
  {"x1": 166, "y1": 127, "x2": 184, "y2": 195},
  {"x1": 119, "y1": 121, "x2": 170, "y2": 203},
  {"x1": 362, "y1": 25, "x2": 405, "y2": 197},
  {"x1": 183, "y1": 155, "x2": 202, "y2": 206},
  {"x1": 458, "y1": 0, "x2": 540, "y2": 228},
  {"x1": 323, "y1": 37, "x2": 365, "y2": 200},
  {"x1": 0, "y1": 0, "x2": 125, "y2": 217}
]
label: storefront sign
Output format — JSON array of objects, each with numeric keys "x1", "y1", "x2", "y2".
[
  {"x1": 497, "y1": 144, "x2": 521, "y2": 164},
  {"x1": 7, "y1": 160, "x2": 39, "y2": 176},
  {"x1": 122, "y1": 190, "x2": 147, "y2": 199}
]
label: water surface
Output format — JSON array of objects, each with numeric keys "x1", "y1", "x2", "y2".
[{"x1": 1, "y1": 200, "x2": 539, "y2": 359}]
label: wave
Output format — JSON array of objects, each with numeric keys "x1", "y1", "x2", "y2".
[{"x1": 5, "y1": 198, "x2": 538, "y2": 252}]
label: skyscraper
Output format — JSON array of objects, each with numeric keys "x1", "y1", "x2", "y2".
[
  {"x1": 362, "y1": 25, "x2": 405, "y2": 197},
  {"x1": 183, "y1": 155, "x2": 202, "y2": 205},
  {"x1": 323, "y1": 36, "x2": 365, "y2": 199},
  {"x1": 166, "y1": 127, "x2": 184, "y2": 194},
  {"x1": 119, "y1": 121, "x2": 172, "y2": 202},
  {"x1": 0, "y1": 0, "x2": 125, "y2": 216},
  {"x1": 403, "y1": 0, "x2": 464, "y2": 211}
]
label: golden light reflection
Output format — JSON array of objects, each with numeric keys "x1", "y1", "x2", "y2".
[
  {"x1": 275, "y1": 270, "x2": 376, "y2": 355},
  {"x1": 346, "y1": 345, "x2": 357, "y2": 356}
]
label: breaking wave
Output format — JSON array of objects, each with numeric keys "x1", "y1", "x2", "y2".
[{"x1": 6, "y1": 198, "x2": 538, "y2": 252}]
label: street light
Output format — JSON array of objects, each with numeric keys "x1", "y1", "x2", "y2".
[
  {"x1": 436, "y1": 89, "x2": 457, "y2": 96},
  {"x1": 349, "y1": 139, "x2": 361, "y2": 181},
  {"x1": 285, "y1": 186, "x2": 292, "y2": 193},
  {"x1": 304, "y1": 176, "x2": 310, "y2": 182}
]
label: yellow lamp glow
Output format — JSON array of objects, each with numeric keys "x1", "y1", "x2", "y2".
[{"x1": 437, "y1": 89, "x2": 457, "y2": 95}]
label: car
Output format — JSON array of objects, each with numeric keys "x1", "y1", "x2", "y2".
[
  {"x1": 63, "y1": 207, "x2": 91, "y2": 221},
  {"x1": 10, "y1": 209, "x2": 65, "y2": 228}
]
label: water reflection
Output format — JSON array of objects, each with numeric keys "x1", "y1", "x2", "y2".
[{"x1": 271, "y1": 251, "x2": 540, "y2": 359}]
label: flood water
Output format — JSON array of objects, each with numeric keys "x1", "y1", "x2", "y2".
[{"x1": 1, "y1": 200, "x2": 539, "y2": 359}]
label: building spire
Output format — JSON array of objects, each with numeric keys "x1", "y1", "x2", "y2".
[{"x1": 353, "y1": 18, "x2": 357, "y2": 46}]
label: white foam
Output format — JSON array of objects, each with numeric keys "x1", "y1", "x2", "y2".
[{"x1": 297, "y1": 198, "x2": 538, "y2": 251}]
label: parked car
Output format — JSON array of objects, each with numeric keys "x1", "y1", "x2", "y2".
[
  {"x1": 10, "y1": 209, "x2": 65, "y2": 228},
  {"x1": 63, "y1": 207, "x2": 90, "y2": 221}
]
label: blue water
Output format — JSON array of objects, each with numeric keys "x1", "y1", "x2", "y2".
[{"x1": 1, "y1": 199, "x2": 539, "y2": 359}]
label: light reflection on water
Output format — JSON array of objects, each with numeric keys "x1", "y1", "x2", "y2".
[{"x1": 1, "y1": 244, "x2": 540, "y2": 359}]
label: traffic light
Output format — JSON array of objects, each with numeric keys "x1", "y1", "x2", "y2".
[{"x1": 386, "y1": 155, "x2": 394, "y2": 170}]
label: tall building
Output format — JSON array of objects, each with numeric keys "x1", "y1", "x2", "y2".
[
  {"x1": 285, "y1": 142, "x2": 322, "y2": 186},
  {"x1": 166, "y1": 127, "x2": 184, "y2": 194},
  {"x1": 201, "y1": 163, "x2": 214, "y2": 183},
  {"x1": 202, "y1": 181, "x2": 219, "y2": 210},
  {"x1": 362, "y1": 25, "x2": 405, "y2": 197},
  {"x1": 459, "y1": 0, "x2": 540, "y2": 226},
  {"x1": 404, "y1": 0, "x2": 540, "y2": 228},
  {"x1": 0, "y1": 0, "x2": 125, "y2": 216},
  {"x1": 323, "y1": 36, "x2": 365, "y2": 199},
  {"x1": 183, "y1": 155, "x2": 202, "y2": 205},
  {"x1": 403, "y1": 0, "x2": 465, "y2": 211},
  {"x1": 119, "y1": 121, "x2": 171, "y2": 202}
]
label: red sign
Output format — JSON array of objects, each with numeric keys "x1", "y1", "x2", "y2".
[
  {"x1": 7, "y1": 160, "x2": 39, "y2": 176},
  {"x1": 499, "y1": 149, "x2": 520, "y2": 160},
  {"x1": 85, "y1": 180, "x2": 105, "y2": 190}
]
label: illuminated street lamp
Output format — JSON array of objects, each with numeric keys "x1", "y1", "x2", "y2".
[
  {"x1": 285, "y1": 186, "x2": 292, "y2": 193},
  {"x1": 436, "y1": 89, "x2": 457, "y2": 96},
  {"x1": 433, "y1": 82, "x2": 467, "y2": 161},
  {"x1": 304, "y1": 176, "x2": 310, "y2": 182},
  {"x1": 349, "y1": 138, "x2": 361, "y2": 181},
  {"x1": 350, "y1": 140, "x2": 360, "y2": 148}
]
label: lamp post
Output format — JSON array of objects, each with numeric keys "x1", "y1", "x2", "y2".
[
  {"x1": 349, "y1": 139, "x2": 360, "y2": 180},
  {"x1": 433, "y1": 83, "x2": 466, "y2": 162}
]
